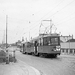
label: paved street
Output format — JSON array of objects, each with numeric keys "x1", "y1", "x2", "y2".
[
  {"x1": 8, "y1": 47, "x2": 75, "y2": 75},
  {"x1": 0, "y1": 46, "x2": 41, "y2": 75}
]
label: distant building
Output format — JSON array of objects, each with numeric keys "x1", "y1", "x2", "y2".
[
  {"x1": 16, "y1": 40, "x2": 22, "y2": 47},
  {"x1": 67, "y1": 39, "x2": 75, "y2": 42},
  {"x1": 60, "y1": 35, "x2": 73, "y2": 42},
  {"x1": 61, "y1": 38, "x2": 75, "y2": 55}
]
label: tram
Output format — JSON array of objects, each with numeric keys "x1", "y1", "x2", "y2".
[{"x1": 22, "y1": 33, "x2": 61, "y2": 57}]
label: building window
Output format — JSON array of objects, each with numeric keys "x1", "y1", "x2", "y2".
[
  {"x1": 70, "y1": 49, "x2": 72, "y2": 53},
  {"x1": 66, "y1": 49, "x2": 68, "y2": 53},
  {"x1": 62, "y1": 49, "x2": 64, "y2": 52},
  {"x1": 74, "y1": 49, "x2": 75, "y2": 53}
]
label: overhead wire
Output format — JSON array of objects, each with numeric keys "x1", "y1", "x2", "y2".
[
  {"x1": 34, "y1": 0, "x2": 64, "y2": 21},
  {"x1": 24, "y1": 12, "x2": 75, "y2": 39},
  {"x1": 41, "y1": 0, "x2": 75, "y2": 33},
  {"x1": 7, "y1": 0, "x2": 65, "y2": 38},
  {"x1": 54, "y1": 11, "x2": 75, "y2": 26},
  {"x1": 28, "y1": 0, "x2": 75, "y2": 33},
  {"x1": 18, "y1": 0, "x2": 65, "y2": 34},
  {"x1": 56, "y1": 15, "x2": 75, "y2": 25},
  {"x1": 10, "y1": 0, "x2": 75, "y2": 40},
  {"x1": 21, "y1": 0, "x2": 65, "y2": 37},
  {"x1": 45, "y1": 0, "x2": 75, "y2": 20}
]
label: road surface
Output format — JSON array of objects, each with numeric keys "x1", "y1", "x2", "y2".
[{"x1": 9, "y1": 47, "x2": 75, "y2": 75}]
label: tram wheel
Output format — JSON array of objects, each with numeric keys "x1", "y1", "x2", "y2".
[
  {"x1": 32, "y1": 52, "x2": 35, "y2": 56},
  {"x1": 54, "y1": 54, "x2": 57, "y2": 58},
  {"x1": 39, "y1": 53, "x2": 43, "y2": 57}
]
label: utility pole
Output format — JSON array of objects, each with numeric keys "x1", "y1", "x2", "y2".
[
  {"x1": 6, "y1": 15, "x2": 9, "y2": 64},
  {"x1": 6, "y1": 15, "x2": 8, "y2": 48},
  {"x1": 2, "y1": 30, "x2": 5, "y2": 45}
]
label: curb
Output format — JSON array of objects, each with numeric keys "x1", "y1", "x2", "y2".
[{"x1": 30, "y1": 66, "x2": 41, "y2": 75}]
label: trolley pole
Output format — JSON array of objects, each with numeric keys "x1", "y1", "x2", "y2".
[
  {"x1": 43, "y1": 19, "x2": 53, "y2": 34},
  {"x1": 50, "y1": 19, "x2": 52, "y2": 34},
  {"x1": 6, "y1": 15, "x2": 9, "y2": 64}
]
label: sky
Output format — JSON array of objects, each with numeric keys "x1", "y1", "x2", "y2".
[{"x1": 0, "y1": 0, "x2": 75, "y2": 44}]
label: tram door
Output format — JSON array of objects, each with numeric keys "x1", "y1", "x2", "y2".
[
  {"x1": 34, "y1": 41, "x2": 38, "y2": 54},
  {"x1": 23, "y1": 44, "x2": 25, "y2": 53}
]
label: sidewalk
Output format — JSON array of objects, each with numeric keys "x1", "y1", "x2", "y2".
[{"x1": 0, "y1": 60, "x2": 41, "y2": 75}]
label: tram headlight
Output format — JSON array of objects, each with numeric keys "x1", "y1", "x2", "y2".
[
  {"x1": 56, "y1": 46, "x2": 61, "y2": 51},
  {"x1": 52, "y1": 46, "x2": 61, "y2": 51},
  {"x1": 52, "y1": 47, "x2": 56, "y2": 51},
  {"x1": 56, "y1": 48, "x2": 60, "y2": 51}
]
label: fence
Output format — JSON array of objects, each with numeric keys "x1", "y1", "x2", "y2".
[{"x1": 0, "y1": 49, "x2": 16, "y2": 64}]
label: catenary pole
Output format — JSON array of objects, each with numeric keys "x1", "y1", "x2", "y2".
[
  {"x1": 6, "y1": 15, "x2": 9, "y2": 64},
  {"x1": 6, "y1": 15, "x2": 8, "y2": 48}
]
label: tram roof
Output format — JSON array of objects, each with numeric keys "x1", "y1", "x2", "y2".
[
  {"x1": 39, "y1": 33, "x2": 60, "y2": 37},
  {"x1": 30, "y1": 33, "x2": 60, "y2": 42}
]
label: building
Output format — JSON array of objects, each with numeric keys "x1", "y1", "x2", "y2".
[
  {"x1": 61, "y1": 38, "x2": 75, "y2": 54},
  {"x1": 60, "y1": 35, "x2": 73, "y2": 42}
]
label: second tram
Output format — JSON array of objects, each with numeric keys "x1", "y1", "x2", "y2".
[{"x1": 22, "y1": 33, "x2": 61, "y2": 57}]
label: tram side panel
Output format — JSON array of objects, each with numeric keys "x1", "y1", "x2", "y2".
[
  {"x1": 31, "y1": 46, "x2": 34, "y2": 53},
  {"x1": 37, "y1": 39, "x2": 60, "y2": 55},
  {"x1": 25, "y1": 47, "x2": 31, "y2": 54},
  {"x1": 38, "y1": 45, "x2": 60, "y2": 55}
]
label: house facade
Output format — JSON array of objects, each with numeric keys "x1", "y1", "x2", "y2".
[
  {"x1": 60, "y1": 35, "x2": 73, "y2": 42},
  {"x1": 61, "y1": 42, "x2": 75, "y2": 54},
  {"x1": 60, "y1": 35, "x2": 75, "y2": 54}
]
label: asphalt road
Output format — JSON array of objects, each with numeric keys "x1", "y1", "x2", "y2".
[{"x1": 8, "y1": 47, "x2": 75, "y2": 75}]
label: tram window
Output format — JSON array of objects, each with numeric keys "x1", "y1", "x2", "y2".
[
  {"x1": 38, "y1": 39, "x2": 41, "y2": 46},
  {"x1": 62, "y1": 49, "x2": 64, "y2": 52},
  {"x1": 43, "y1": 38, "x2": 48, "y2": 45},
  {"x1": 27, "y1": 42, "x2": 31, "y2": 47},
  {"x1": 61, "y1": 49, "x2": 64, "y2": 52},
  {"x1": 74, "y1": 49, "x2": 75, "y2": 53},
  {"x1": 50, "y1": 37, "x2": 59, "y2": 45},
  {"x1": 30, "y1": 43, "x2": 34, "y2": 47},
  {"x1": 66, "y1": 49, "x2": 68, "y2": 53},
  {"x1": 43, "y1": 37, "x2": 50, "y2": 46},
  {"x1": 40, "y1": 38, "x2": 43, "y2": 46},
  {"x1": 70, "y1": 49, "x2": 72, "y2": 53}
]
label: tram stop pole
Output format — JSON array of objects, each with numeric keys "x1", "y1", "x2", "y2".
[
  {"x1": 6, "y1": 15, "x2": 9, "y2": 64},
  {"x1": 13, "y1": 50, "x2": 16, "y2": 63},
  {"x1": 6, "y1": 49, "x2": 9, "y2": 64}
]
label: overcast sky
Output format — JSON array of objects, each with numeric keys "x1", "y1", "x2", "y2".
[{"x1": 0, "y1": 0, "x2": 75, "y2": 44}]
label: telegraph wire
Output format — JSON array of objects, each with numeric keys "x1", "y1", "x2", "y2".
[
  {"x1": 26, "y1": 0, "x2": 75, "y2": 32},
  {"x1": 45, "y1": 0, "x2": 75, "y2": 20},
  {"x1": 56, "y1": 16, "x2": 75, "y2": 26},
  {"x1": 30, "y1": 13, "x2": 75, "y2": 37},
  {"x1": 6, "y1": 0, "x2": 67, "y2": 36},
  {"x1": 8, "y1": 0, "x2": 75, "y2": 40},
  {"x1": 34, "y1": 0, "x2": 64, "y2": 21},
  {"x1": 23, "y1": 0, "x2": 64, "y2": 30},
  {"x1": 22, "y1": 13, "x2": 75, "y2": 39},
  {"x1": 10, "y1": 0, "x2": 64, "y2": 34},
  {"x1": 54, "y1": 11, "x2": 75, "y2": 26},
  {"x1": 14, "y1": 12, "x2": 75, "y2": 40}
]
